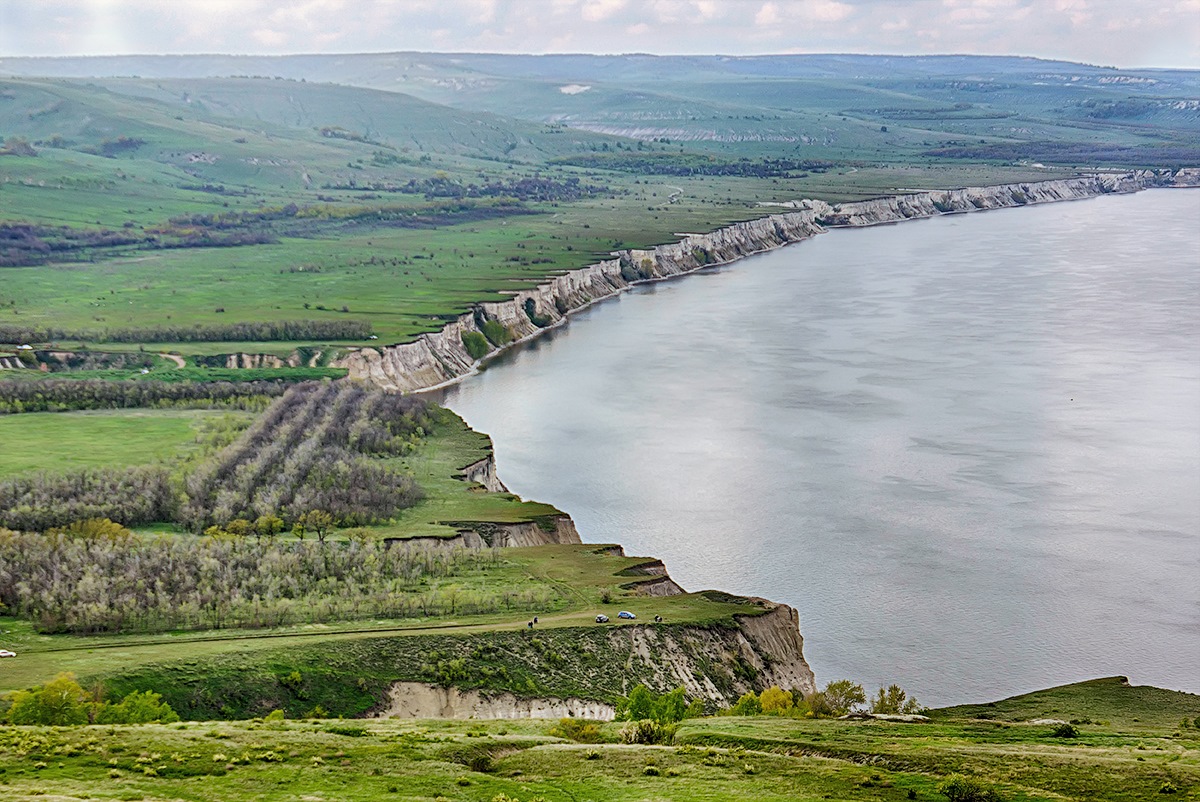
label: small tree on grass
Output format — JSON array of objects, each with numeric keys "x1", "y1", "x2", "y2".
[
  {"x1": 870, "y1": 684, "x2": 921, "y2": 714},
  {"x1": 730, "y1": 691, "x2": 762, "y2": 716},
  {"x1": 760, "y1": 686, "x2": 794, "y2": 714},
  {"x1": 807, "y1": 679, "x2": 867, "y2": 717},
  {"x1": 549, "y1": 717, "x2": 604, "y2": 743},
  {"x1": 255, "y1": 514, "x2": 284, "y2": 540},
  {"x1": 302, "y1": 510, "x2": 334, "y2": 543}
]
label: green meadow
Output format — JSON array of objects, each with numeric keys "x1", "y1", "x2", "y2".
[{"x1": 0, "y1": 409, "x2": 252, "y2": 477}]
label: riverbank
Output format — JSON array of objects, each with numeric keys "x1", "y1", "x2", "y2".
[{"x1": 336, "y1": 169, "x2": 1200, "y2": 392}]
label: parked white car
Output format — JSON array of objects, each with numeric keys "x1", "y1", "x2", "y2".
[{"x1": 0, "y1": 650, "x2": 16, "y2": 658}]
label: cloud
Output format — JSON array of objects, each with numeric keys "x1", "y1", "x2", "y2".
[
  {"x1": 581, "y1": 0, "x2": 628, "y2": 22},
  {"x1": 0, "y1": 0, "x2": 1195, "y2": 67},
  {"x1": 755, "y1": 2, "x2": 782, "y2": 26}
]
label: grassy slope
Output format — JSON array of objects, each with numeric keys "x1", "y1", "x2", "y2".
[
  {"x1": 0, "y1": 679, "x2": 1196, "y2": 801},
  {"x1": 0, "y1": 408, "x2": 250, "y2": 477}
]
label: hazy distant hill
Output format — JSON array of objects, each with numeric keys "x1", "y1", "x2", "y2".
[{"x1": 4, "y1": 52, "x2": 1196, "y2": 159}]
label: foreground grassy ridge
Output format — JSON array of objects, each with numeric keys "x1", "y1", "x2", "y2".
[
  {"x1": 0, "y1": 543, "x2": 754, "y2": 698},
  {"x1": 0, "y1": 679, "x2": 1196, "y2": 801}
]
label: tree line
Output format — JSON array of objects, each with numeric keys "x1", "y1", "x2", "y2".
[
  {"x1": 0, "y1": 318, "x2": 372, "y2": 345},
  {"x1": 0, "y1": 524, "x2": 555, "y2": 635},
  {"x1": 3, "y1": 673, "x2": 178, "y2": 726},
  {"x1": 0, "y1": 467, "x2": 175, "y2": 532},
  {"x1": 552, "y1": 153, "x2": 834, "y2": 177},
  {"x1": 0, "y1": 378, "x2": 287, "y2": 414}
]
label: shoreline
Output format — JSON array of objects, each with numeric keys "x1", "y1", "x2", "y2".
[{"x1": 334, "y1": 168, "x2": 1200, "y2": 393}]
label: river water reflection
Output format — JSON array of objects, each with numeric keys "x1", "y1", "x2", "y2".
[{"x1": 439, "y1": 189, "x2": 1200, "y2": 705}]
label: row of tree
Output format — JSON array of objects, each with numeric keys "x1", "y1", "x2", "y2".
[
  {"x1": 0, "y1": 377, "x2": 286, "y2": 414},
  {"x1": 181, "y1": 382, "x2": 432, "y2": 529},
  {"x1": 0, "y1": 523, "x2": 553, "y2": 635},
  {"x1": 0, "y1": 318, "x2": 372, "y2": 345},
  {"x1": 0, "y1": 381, "x2": 433, "y2": 533},
  {"x1": 725, "y1": 679, "x2": 921, "y2": 718}
]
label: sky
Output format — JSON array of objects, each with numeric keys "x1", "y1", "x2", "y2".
[{"x1": 2, "y1": 0, "x2": 1198, "y2": 69}]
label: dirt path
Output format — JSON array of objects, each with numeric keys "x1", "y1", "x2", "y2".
[{"x1": 159, "y1": 353, "x2": 186, "y2": 368}]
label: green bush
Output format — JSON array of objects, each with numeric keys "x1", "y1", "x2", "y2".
[
  {"x1": 730, "y1": 691, "x2": 762, "y2": 716},
  {"x1": 95, "y1": 690, "x2": 179, "y2": 724},
  {"x1": 6, "y1": 673, "x2": 91, "y2": 725},
  {"x1": 548, "y1": 717, "x2": 605, "y2": 743},
  {"x1": 615, "y1": 685, "x2": 690, "y2": 724},
  {"x1": 619, "y1": 719, "x2": 677, "y2": 745},
  {"x1": 870, "y1": 684, "x2": 921, "y2": 714},
  {"x1": 1051, "y1": 723, "x2": 1079, "y2": 738},
  {"x1": 937, "y1": 774, "x2": 1004, "y2": 802},
  {"x1": 479, "y1": 320, "x2": 512, "y2": 347},
  {"x1": 462, "y1": 331, "x2": 490, "y2": 360}
]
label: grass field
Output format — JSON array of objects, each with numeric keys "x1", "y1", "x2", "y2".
[
  {"x1": 0, "y1": 409, "x2": 252, "y2": 477},
  {"x1": 0, "y1": 678, "x2": 1196, "y2": 801}
]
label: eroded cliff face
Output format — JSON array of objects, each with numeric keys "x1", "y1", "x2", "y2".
[
  {"x1": 335, "y1": 169, "x2": 1199, "y2": 393},
  {"x1": 371, "y1": 598, "x2": 816, "y2": 719},
  {"x1": 604, "y1": 599, "x2": 816, "y2": 704},
  {"x1": 374, "y1": 683, "x2": 616, "y2": 720},
  {"x1": 459, "y1": 455, "x2": 508, "y2": 493}
]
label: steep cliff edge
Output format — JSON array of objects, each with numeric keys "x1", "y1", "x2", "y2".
[
  {"x1": 336, "y1": 169, "x2": 1199, "y2": 393},
  {"x1": 602, "y1": 598, "x2": 817, "y2": 705}
]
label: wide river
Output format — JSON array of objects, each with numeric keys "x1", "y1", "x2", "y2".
[{"x1": 439, "y1": 189, "x2": 1200, "y2": 706}]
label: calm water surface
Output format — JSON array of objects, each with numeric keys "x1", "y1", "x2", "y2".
[{"x1": 440, "y1": 190, "x2": 1200, "y2": 705}]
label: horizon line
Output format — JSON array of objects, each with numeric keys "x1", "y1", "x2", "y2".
[{"x1": 0, "y1": 50, "x2": 1195, "y2": 72}]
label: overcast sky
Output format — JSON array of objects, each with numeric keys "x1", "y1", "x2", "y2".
[{"x1": 2, "y1": 0, "x2": 1197, "y2": 68}]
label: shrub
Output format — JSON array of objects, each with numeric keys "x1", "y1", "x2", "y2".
[
  {"x1": 759, "y1": 686, "x2": 793, "y2": 714},
  {"x1": 548, "y1": 717, "x2": 605, "y2": 743},
  {"x1": 616, "y1": 685, "x2": 690, "y2": 724},
  {"x1": 95, "y1": 690, "x2": 179, "y2": 724},
  {"x1": 619, "y1": 719, "x2": 677, "y2": 745},
  {"x1": 479, "y1": 320, "x2": 512, "y2": 347},
  {"x1": 462, "y1": 331, "x2": 490, "y2": 360},
  {"x1": 730, "y1": 692, "x2": 762, "y2": 717},
  {"x1": 6, "y1": 672, "x2": 91, "y2": 725},
  {"x1": 937, "y1": 774, "x2": 1004, "y2": 802},
  {"x1": 1051, "y1": 723, "x2": 1079, "y2": 738}
]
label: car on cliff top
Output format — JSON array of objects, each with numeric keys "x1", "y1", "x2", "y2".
[
  {"x1": 0, "y1": 649, "x2": 16, "y2": 658},
  {"x1": 595, "y1": 614, "x2": 609, "y2": 623},
  {"x1": 618, "y1": 611, "x2": 636, "y2": 620}
]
